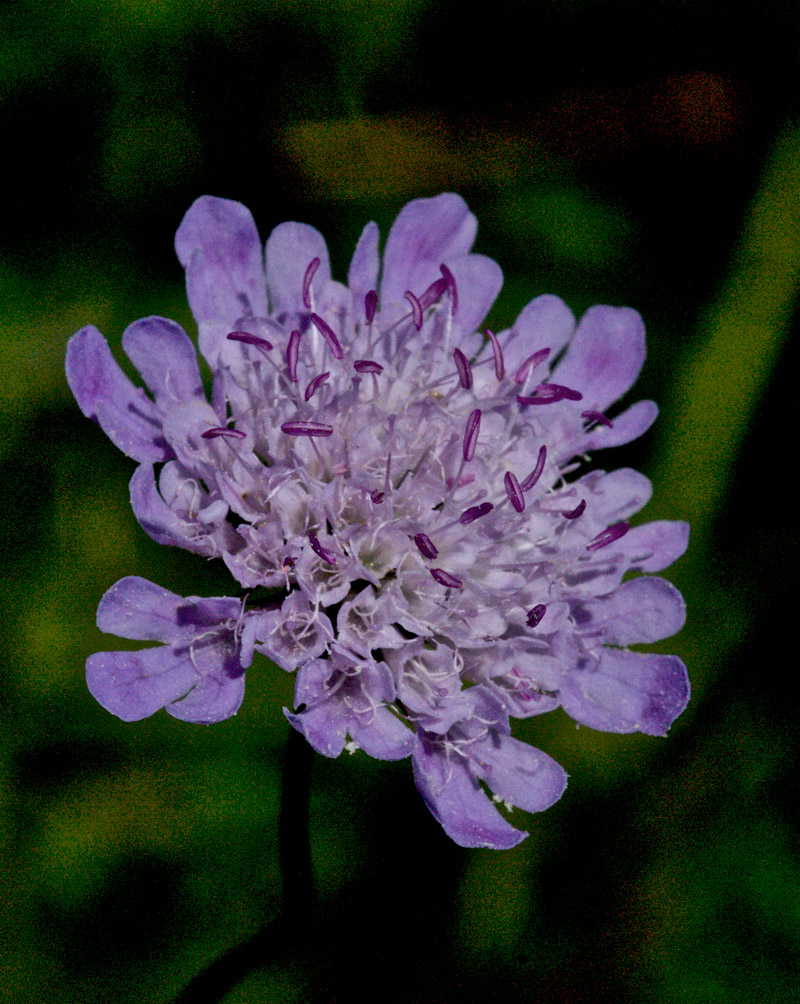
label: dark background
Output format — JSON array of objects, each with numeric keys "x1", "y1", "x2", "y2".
[{"x1": 1, "y1": 2, "x2": 798, "y2": 1001}]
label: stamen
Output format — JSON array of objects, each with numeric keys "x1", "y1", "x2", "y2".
[
  {"x1": 370, "y1": 489, "x2": 385, "y2": 504},
  {"x1": 486, "y1": 329, "x2": 505, "y2": 381},
  {"x1": 581, "y1": 410, "x2": 614, "y2": 428},
  {"x1": 439, "y1": 263, "x2": 458, "y2": 314},
  {"x1": 308, "y1": 530, "x2": 337, "y2": 565},
  {"x1": 453, "y1": 348, "x2": 473, "y2": 390},
  {"x1": 430, "y1": 568, "x2": 463, "y2": 589},
  {"x1": 302, "y1": 257, "x2": 320, "y2": 309},
  {"x1": 463, "y1": 408, "x2": 481, "y2": 461},
  {"x1": 281, "y1": 421, "x2": 334, "y2": 438},
  {"x1": 514, "y1": 347, "x2": 551, "y2": 385},
  {"x1": 517, "y1": 383, "x2": 583, "y2": 405},
  {"x1": 586, "y1": 522, "x2": 630, "y2": 551},
  {"x1": 414, "y1": 532, "x2": 439, "y2": 559},
  {"x1": 287, "y1": 329, "x2": 301, "y2": 382},
  {"x1": 521, "y1": 445, "x2": 547, "y2": 491},
  {"x1": 365, "y1": 290, "x2": 378, "y2": 324},
  {"x1": 562, "y1": 499, "x2": 586, "y2": 520},
  {"x1": 201, "y1": 426, "x2": 246, "y2": 440},
  {"x1": 304, "y1": 371, "x2": 330, "y2": 402},
  {"x1": 404, "y1": 290, "x2": 423, "y2": 331},
  {"x1": 526, "y1": 604, "x2": 547, "y2": 628},
  {"x1": 227, "y1": 331, "x2": 273, "y2": 350},
  {"x1": 503, "y1": 471, "x2": 525, "y2": 512},
  {"x1": 354, "y1": 359, "x2": 384, "y2": 374},
  {"x1": 310, "y1": 313, "x2": 344, "y2": 360},
  {"x1": 419, "y1": 277, "x2": 448, "y2": 311},
  {"x1": 459, "y1": 502, "x2": 494, "y2": 525}
]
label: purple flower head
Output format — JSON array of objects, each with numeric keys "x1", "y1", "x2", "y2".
[{"x1": 66, "y1": 193, "x2": 690, "y2": 848}]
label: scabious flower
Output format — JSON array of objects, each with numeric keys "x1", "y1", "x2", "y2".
[{"x1": 66, "y1": 193, "x2": 689, "y2": 849}]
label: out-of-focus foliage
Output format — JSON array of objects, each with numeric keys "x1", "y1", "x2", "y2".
[{"x1": 2, "y1": 1, "x2": 798, "y2": 1002}]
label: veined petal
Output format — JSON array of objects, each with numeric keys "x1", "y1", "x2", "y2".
[
  {"x1": 574, "y1": 577, "x2": 687, "y2": 645},
  {"x1": 560, "y1": 650, "x2": 690, "y2": 736},
  {"x1": 617, "y1": 520, "x2": 690, "y2": 572},
  {"x1": 86, "y1": 647, "x2": 197, "y2": 722},
  {"x1": 65, "y1": 326, "x2": 170, "y2": 462},
  {"x1": 380, "y1": 193, "x2": 477, "y2": 310},
  {"x1": 348, "y1": 220, "x2": 380, "y2": 301},
  {"x1": 129, "y1": 463, "x2": 217, "y2": 554},
  {"x1": 412, "y1": 735, "x2": 528, "y2": 849},
  {"x1": 166, "y1": 672, "x2": 245, "y2": 724},
  {"x1": 553, "y1": 304, "x2": 646, "y2": 411},
  {"x1": 175, "y1": 195, "x2": 268, "y2": 324},
  {"x1": 588, "y1": 467, "x2": 653, "y2": 522},
  {"x1": 471, "y1": 733, "x2": 568, "y2": 814},
  {"x1": 96, "y1": 575, "x2": 183, "y2": 641},
  {"x1": 122, "y1": 316, "x2": 205, "y2": 406},
  {"x1": 265, "y1": 221, "x2": 331, "y2": 317},
  {"x1": 285, "y1": 704, "x2": 348, "y2": 758},
  {"x1": 504, "y1": 294, "x2": 576, "y2": 374},
  {"x1": 584, "y1": 399, "x2": 659, "y2": 450},
  {"x1": 348, "y1": 707, "x2": 414, "y2": 760},
  {"x1": 448, "y1": 254, "x2": 503, "y2": 337}
]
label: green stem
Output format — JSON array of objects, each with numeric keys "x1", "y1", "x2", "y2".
[{"x1": 173, "y1": 726, "x2": 315, "y2": 1004}]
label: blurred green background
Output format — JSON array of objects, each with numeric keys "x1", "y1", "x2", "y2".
[{"x1": 2, "y1": 1, "x2": 798, "y2": 1001}]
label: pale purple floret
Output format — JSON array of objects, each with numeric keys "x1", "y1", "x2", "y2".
[
  {"x1": 285, "y1": 650, "x2": 413, "y2": 760},
  {"x1": 412, "y1": 689, "x2": 567, "y2": 849},
  {"x1": 66, "y1": 192, "x2": 690, "y2": 848},
  {"x1": 86, "y1": 577, "x2": 255, "y2": 724}
]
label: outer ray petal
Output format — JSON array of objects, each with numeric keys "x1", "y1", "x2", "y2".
[
  {"x1": 265, "y1": 221, "x2": 331, "y2": 318},
  {"x1": 412, "y1": 735, "x2": 528, "y2": 849},
  {"x1": 175, "y1": 195, "x2": 268, "y2": 324},
  {"x1": 348, "y1": 220, "x2": 380, "y2": 302},
  {"x1": 65, "y1": 326, "x2": 170, "y2": 462},
  {"x1": 560, "y1": 650, "x2": 690, "y2": 736},
  {"x1": 96, "y1": 575, "x2": 183, "y2": 642},
  {"x1": 86, "y1": 647, "x2": 197, "y2": 722},
  {"x1": 380, "y1": 193, "x2": 477, "y2": 310},
  {"x1": 122, "y1": 316, "x2": 205, "y2": 406},
  {"x1": 553, "y1": 304, "x2": 646, "y2": 411}
]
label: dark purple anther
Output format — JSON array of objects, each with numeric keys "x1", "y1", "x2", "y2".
[
  {"x1": 521, "y1": 445, "x2": 547, "y2": 491},
  {"x1": 308, "y1": 530, "x2": 337, "y2": 565},
  {"x1": 581, "y1": 410, "x2": 614, "y2": 428},
  {"x1": 526, "y1": 604, "x2": 547, "y2": 628},
  {"x1": 486, "y1": 329, "x2": 505, "y2": 381},
  {"x1": 562, "y1": 499, "x2": 586, "y2": 520},
  {"x1": 287, "y1": 329, "x2": 301, "y2": 382},
  {"x1": 439, "y1": 263, "x2": 458, "y2": 314},
  {"x1": 414, "y1": 532, "x2": 439, "y2": 559},
  {"x1": 365, "y1": 289, "x2": 378, "y2": 324},
  {"x1": 404, "y1": 290, "x2": 423, "y2": 331},
  {"x1": 517, "y1": 383, "x2": 583, "y2": 406},
  {"x1": 459, "y1": 502, "x2": 494, "y2": 525},
  {"x1": 503, "y1": 471, "x2": 525, "y2": 512},
  {"x1": 310, "y1": 313, "x2": 344, "y2": 360},
  {"x1": 201, "y1": 426, "x2": 246, "y2": 441},
  {"x1": 302, "y1": 257, "x2": 321, "y2": 309},
  {"x1": 453, "y1": 348, "x2": 473, "y2": 390},
  {"x1": 463, "y1": 408, "x2": 481, "y2": 462},
  {"x1": 430, "y1": 568, "x2": 463, "y2": 589},
  {"x1": 514, "y1": 347, "x2": 551, "y2": 385},
  {"x1": 281, "y1": 421, "x2": 334, "y2": 437},
  {"x1": 586, "y1": 522, "x2": 630, "y2": 552},
  {"x1": 304, "y1": 371, "x2": 330, "y2": 402},
  {"x1": 227, "y1": 331, "x2": 273, "y2": 351},
  {"x1": 354, "y1": 359, "x2": 384, "y2": 374},
  {"x1": 419, "y1": 277, "x2": 448, "y2": 310},
  {"x1": 370, "y1": 489, "x2": 385, "y2": 504}
]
